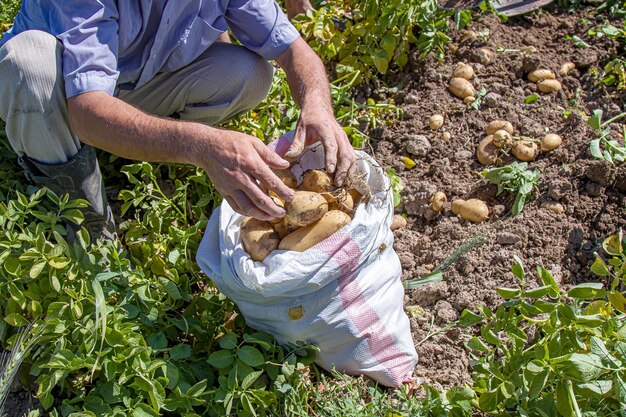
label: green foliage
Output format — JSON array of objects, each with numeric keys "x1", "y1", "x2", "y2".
[
  {"x1": 463, "y1": 252, "x2": 626, "y2": 416},
  {"x1": 293, "y1": 0, "x2": 470, "y2": 80},
  {"x1": 588, "y1": 109, "x2": 626, "y2": 165},
  {"x1": 590, "y1": 230, "x2": 626, "y2": 314},
  {"x1": 385, "y1": 168, "x2": 404, "y2": 207},
  {"x1": 481, "y1": 162, "x2": 541, "y2": 216},
  {"x1": 0, "y1": 0, "x2": 20, "y2": 34}
]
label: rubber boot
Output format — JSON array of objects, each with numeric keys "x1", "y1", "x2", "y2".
[{"x1": 17, "y1": 145, "x2": 116, "y2": 242}]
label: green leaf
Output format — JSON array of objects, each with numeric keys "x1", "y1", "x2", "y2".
[
  {"x1": 29, "y1": 260, "x2": 46, "y2": 279},
  {"x1": 568, "y1": 282, "x2": 606, "y2": 299},
  {"x1": 371, "y1": 49, "x2": 389, "y2": 74},
  {"x1": 219, "y1": 332, "x2": 238, "y2": 350},
  {"x1": 497, "y1": 287, "x2": 520, "y2": 299},
  {"x1": 208, "y1": 350, "x2": 233, "y2": 369},
  {"x1": 522, "y1": 285, "x2": 552, "y2": 299},
  {"x1": 555, "y1": 381, "x2": 575, "y2": 417},
  {"x1": 608, "y1": 291, "x2": 626, "y2": 314},
  {"x1": 169, "y1": 344, "x2": 192, "y2": 361},
  {"x1": 131, "y1": 403, "x2": 160, "y2": 417},
  {"x1": 186, "y1": 380, "x2": 207, "y2": 397},
  {"x1": 524, "y1": 94, "x2": 539, "y2": 104},
  {"x1": 4, "y1": 313, "x2": 29, "y2": 327},
  {"x1": 512, "y1": 256, "x2": 525, "y2": 282},
  {"x1": 590, "y1": 139, "x2": 603, "y2": 159},
  {"x1": 528, "y1": 367, "x2": 549, "y2": 400},
  {"x1": 237, "y1": 346, "x2": 265, "y2": 368},
  {"x1": 588, "y1": 109, "x2": 603, "y2": 130},
  {"x1": 558, "y1": 353, "x2": 605, "y2": 382},
  {"x1": 459, "y1": 310, "x2": 483, "y2": 328},
  {"x1": 241, "y1": 370, "x2": 263, "y2": 390},
  {"x1": 603, "y1": 234, "x2": 623, "y2": 256},
  {"x1": 590, "y1": 256, "x2": 610, "y2": 277}
]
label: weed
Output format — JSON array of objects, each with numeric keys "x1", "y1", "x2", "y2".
[
  {"x1": 588, "y1": 109, "x2": 626, "y2": 165},
  {"x1": 481, "y1": 162, "x2": 541, "y2": 216}
]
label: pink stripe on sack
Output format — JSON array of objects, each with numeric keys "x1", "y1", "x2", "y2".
[{"x1": 320, "y1": 234, "x2": 415, "y2": 387}]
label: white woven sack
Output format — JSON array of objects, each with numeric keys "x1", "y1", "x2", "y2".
[{"x1": 196, "y1": 132, "x2": 418, "y2": 387}]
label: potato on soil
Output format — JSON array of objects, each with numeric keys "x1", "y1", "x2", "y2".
[
  {"x1": 541, "y1": 133, "x2": 562, "y2": 152},
  {"x1": 559, "y1": 62, "x2": 575, "y2": 76},
  {"x1": 278, "y1": 210, "x2": 352, "y2": 252},
  {"x1": 390, "y1": 214, "x2": 407, "y2": 231},
  {"x1": 430, "y1": 192, "x2": 447, "y2": 212},
  {"x1": 511, "y1": 140, "x2": 539, "y2": 162},
  {"x1": 299, "y1": 170, "x2": 333, "y2": 193},
  {"x1": 451, "y1": 199, "x2": 489, "y2": 223},
  {"x1": 492, "y1": 130, "x2": 513, "y2": 148},
  {"x1": 486, "y1": 120, "x2": 514, "y2": 136},
  {"x1": 476, "y1": 135, "x2": 502, "y2": 166},
  {"x1": 452, "y1": 63, "x2": 474, "y2": 80},
  {"x1": 449, "y1": 77, "x2": 475, "y2": 99},
  {"x1": 240, "y1": 218, "x2": 281, "y2": 261},
  {"x1": 528, "y1": 69, "x2": 556, "y2": 83},
  {"x1": 537, "y1": 79, "x2": 562, "y2": 93},
  {"x1": 429, "y1": 114, "x2": 444, "y2": 130},
  {"x1": 441, "y1": 131, "x2": 451, "y2": 140},
  {"x1": 285, "y1": 190, "x2": 328, "y2": 227},
  {"x1": 463, "y1": 96, "x2": 476, "y2": 104}
]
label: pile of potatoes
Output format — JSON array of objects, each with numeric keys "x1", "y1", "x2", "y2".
[
  {"x1": 429, "y1": 191, "x2": 490, "y2": 223},
  {"x1": 448, "y1": 62, "x2": 478, "y2": 104},
  {"x1": 477, "y1": 119, "x2": 562, "y2": 166},
  {"x1": 240, "y1": 169, "x2": 362, "y2": 262}
]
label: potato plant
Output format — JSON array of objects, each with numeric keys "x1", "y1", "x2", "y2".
[
  {"x1": 588, "y1": 109, "x2": 626, "y2": 165},
  {"x1": 462, "y1": 240, "x2": 626, "y2": 416}
]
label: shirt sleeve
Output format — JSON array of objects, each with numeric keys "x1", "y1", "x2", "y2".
[
  {"x1": 225, "y1": 0, "x2": 300, "y2": 60},
  {"x1": 44, "y1": 1, "x2": 120, "y2": 97}
]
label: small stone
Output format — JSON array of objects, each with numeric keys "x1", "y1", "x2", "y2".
[
  {"x1": 542, "y1": 201, "x2": 565, "y2": 214},
  {"x1": 585, "y1": 182, "x2": 603, "y2": 197},
  {"x1": 497, "y1": 232, "x2": 521, "y2": 245},
  {"x1": 405, "y1": 92, "x2": 419, "y2": 104},
  {"x1": 391, "y1": 214, "x2": 408, "y2": 230},
  {"x1": 484, "y1": 92, "x2": 501, "y2": 108},
  {"x1": 405, "y1": 135, "x2": 431, "y2": 157}
]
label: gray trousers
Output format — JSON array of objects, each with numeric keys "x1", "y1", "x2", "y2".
[{"x1": 0, "y1": 30, "x2": 274, "y2": 164}]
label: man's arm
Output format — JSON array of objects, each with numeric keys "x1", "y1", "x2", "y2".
[
  {"x1": 275, "y1": 38, "x2": 355, "y2": 185},
  {"x1": 67, "y1": 92, "x2": 293, "y2": 220}
]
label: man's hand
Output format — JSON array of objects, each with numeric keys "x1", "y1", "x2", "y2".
[
  {"x1": 198, "y1": 130, "x2": 294, "y2": 221},
  {"x1": 276, "y1": 38, "x2": 356, "y2": 185},
  {"x1": 68, "y1": 91, "x2": 293, "y2": 221}
]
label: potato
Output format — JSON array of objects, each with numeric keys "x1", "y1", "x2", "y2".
[
  {"x1": 541, "y1": 201, "x2": 564, "y2": 214},
  {"x1": 240, "y1": 218, "x2": 281, "y2": 261},
  {"x1": 541, "y1": 133, "x2": 562, "y2": 152},
  {"x1": 269, "y1": 196, "x2": 285, "y2": 224},
  {"x1": 492, "y1": 130, "x2": 513, "y2": 148},
  {"x1": 441, "y1": 131, "x2": 451, "y2": 140},
  {"x1": 284, "y1": 190, "x2": 328, "y2": 227},
  {"x1": 451, "y1": 199, "x2": 489, "y2": 223},
  {"x1": 452, "y1": 63, "x2": 474, "y2": 80},
  {"x1": 537, "y1": 79, "x2": 562, "y2": 93},
  {"x1": 528, "y1": 69, "x2": 556, "y2": 83},
  {"x1": 486, "y1": 120, "x2": 514, "y2": 136},
  {"x1": 511, "y1": 140, "x2": 539, "y2": 162},
  {"x1": 476, "y1": 135, "x2": 502, "y2": 166},
  {"x1": 429, "y1": 114, "x2": 444, "y2": 130},
  {"x1": 274, "y1": 218, "x2": 299, "y2": 239},
  {"x1": 279, "y1": 210, "x2": 351, "y2": 252},
  {"x1": 463, "y1": 96, "x2": 476, "y2": 104},
  {"x1": 328, "y1": 190, "x2": 354, "y2": 214},
  {"x1": 449, "y1": 77, "x2": 475, "y2": 99},
  {"x1": 390, "y1": 214, "x2": 407, "y2": 231},
  {"x1": 476, "y1": 48, "x2": 493, "y2": 65},
  {"x1": 348, "y1": 188, "x2": 362, "y2": 206},
  {"x1": 559, "y1": 62, "x2": 575, "y2": 76},
  {"x1": 274, "y1": 169, "x2": 297, "y2": 189},
  {"x1": 430, "y1": 191, "x2": 447, "y2": 212},
  {"x1": 299, "y1": 170, "x2": 333, "y2": 193}
]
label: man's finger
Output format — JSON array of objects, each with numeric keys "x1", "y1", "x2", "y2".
[
  {"x1": 284, "y1": 124, "x2": 306, "y2": 160},
  {"x1": 232, "y1": 189, "x2": 276, "y2": 221},
  {"x1": 252, "y1": 163, "x2": 294, "y2": 203},
  {"x1": 334, "y1": 137, "x2": 354, "y2": 186},
  {"x1": 252, "y1": 140, "x2": 290, "y2": 170},
  {"x1": 321, "y1": 132, "x2": 338, "y2": 174}
]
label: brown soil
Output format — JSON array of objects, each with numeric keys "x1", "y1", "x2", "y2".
[{"x1": 370, "y1": 8, "x2": 626, "y2": 390}]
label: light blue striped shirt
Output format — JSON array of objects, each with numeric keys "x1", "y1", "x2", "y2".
[{"x1": 0, "y1": 0, "x2": 300, "y2": 98}]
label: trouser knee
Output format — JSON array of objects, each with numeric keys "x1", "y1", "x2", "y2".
[{"x1": 0, "y1": 30, "x2": 81, "y2": 164}]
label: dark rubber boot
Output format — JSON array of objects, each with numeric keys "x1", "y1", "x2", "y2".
[{"x1": 17, "y1": 145, "x2": 116, "y2": 242}]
